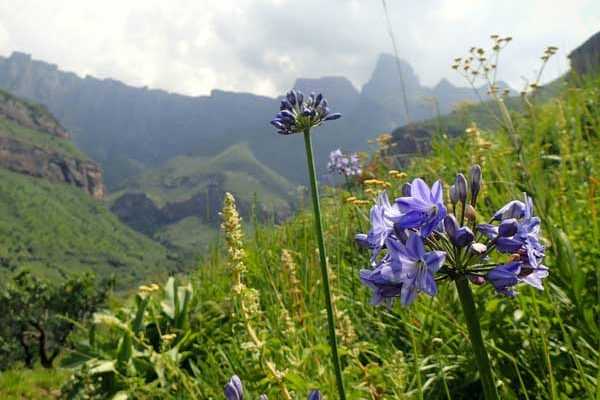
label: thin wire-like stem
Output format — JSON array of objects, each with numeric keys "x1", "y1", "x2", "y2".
[
  {"x1": 454, "y1": 276, "x2": 499, "y2": 400},
  {"x1": 302, "y1": 129, "x2": 346, "y2": 400}
]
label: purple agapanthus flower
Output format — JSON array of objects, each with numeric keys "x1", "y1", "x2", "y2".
[
  {"x1": 387, "y1": 233, "x2": 446, "y2": 305},
  {"x1": 360, "y1": 257, "x2": 403, "y2": 306},
  {"x1": 395, "y1": 178, "x2": 446, "y2": 237},
  {"x1": 307, "y1": 390, "x2": 322, "y2": 400},
  {"x1": 364, "y1": 192, "x2": 401, "y2": 259},
  {"x1": 487, "y1": 262, "x2": 521, "y2": 297},
  {"x1": 270, "y1": 90, "x2": 341, "y2": 135},
  {"x1": 327, "y1": 148, "x2": 362, "y2": 177},
  {"x1": 444, "y1": 214, "x2": 474, "y2": 247},
  {"x1": 224, "y1": 375, "x2": 244, "y2": 400},
  {"x1": 492, "y1": 200, "x2": 526, "y2": 221}
]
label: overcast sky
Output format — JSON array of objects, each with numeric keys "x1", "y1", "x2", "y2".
[{"x1": 0, "y1": 1, "x2": 598, "y2": 97}]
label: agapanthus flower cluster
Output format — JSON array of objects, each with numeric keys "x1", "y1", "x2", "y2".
[
  {"x1": 327, "y1": 148, "x2": 362, "y2": 177},
  {"x1": 224, "y1": 375, "x2": 321, "y2": 400},
  {"x1": 357, "y1": 165, "x2": 548, "y2": 306},
  {"x1": 270, "y1": 90, "x2": 341, "y2": 135}
]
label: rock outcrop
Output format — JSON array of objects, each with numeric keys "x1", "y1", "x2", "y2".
[
  {"x1": 0, "y1": 89, "x2": 70, "y2": 139},
  {"x1": 569, "y1": 31, "x2": 600, "y2": 76},
  {"x1": 0, "y1": 88, "x2": 105, "y2": 198},
  {"x1": 0, "y1": 135, "x2": 105, "y2": 198}
]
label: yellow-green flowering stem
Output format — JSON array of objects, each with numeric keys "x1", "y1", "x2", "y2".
[
  {"x1": 455, "y1": 276, "x2": 499, "y2": 400},
  {"x1": 303, "y1": 128, "x2": 346, "y2": 400}
]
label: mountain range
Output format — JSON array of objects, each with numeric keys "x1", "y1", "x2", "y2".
[{"x1": 0, "y1": 51, "x2": 511, "y2": 189}]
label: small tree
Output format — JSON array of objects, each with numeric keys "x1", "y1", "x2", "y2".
[{"x1": 0, "y1": 271, "x2": 110, "y2": 369}]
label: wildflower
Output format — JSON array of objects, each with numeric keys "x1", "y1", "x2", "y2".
[
  {"x1": 395, "y1": 178, "x2": 447, "y2": 237},
  {"x1": 388, "y1": 233, "x2": 446, "y2": 305},
  {"x1": 366, "y1": 192, "x2": 401, "y2": 258},
  {"x1": 492, "y1": 200, "x2": 526, "y2": 221},
  {"x1": 224, "y1": 375, "x2": 244, "y2": 400},
  {"x1": 443, "y1": 215, "x2": 474, "y2": 247},
  {"x1": 359, "y1": 257, "x2": 404, "y2": 306},
  {"x1": 221, "y1": 193, "x2": 246, "y2": 293},
  {"x1": 487, "y1": 262, "x2": 521, "y2": 296},
  {"x1": 327, "y1": 148, "x2": 362, "y2": 177},
  {"x1": 161, "y1": 333, "x2": 177, "y2": 343},
  {"x1": 307, "y1": 390, "x2": 322, "y2": 400},
  {"x1": 270, "y1": 90, "x2": 341, "y2": 135}
]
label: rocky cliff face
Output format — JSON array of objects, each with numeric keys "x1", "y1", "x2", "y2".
[
  {"x1": 0, "y1": 135, "x2": 104, "y2": 198},
  {"x1": 0, "y1": 89, "x2": 105, "y2": 198},
  {"x1": 569, "y1": 31, "x2": 600, "y2": 76}
]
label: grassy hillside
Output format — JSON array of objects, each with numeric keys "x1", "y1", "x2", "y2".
[
  {"x1": 114, "y1": 142, "x2": 295, "y2": 209},
  {"x1": 0, "y1": 168, "x2": 178, "y2": 285},
  {"x1": 108, "y1": 143, "x2": 296, "y2": 255}
]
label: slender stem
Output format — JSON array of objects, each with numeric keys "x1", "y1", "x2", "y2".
[
  {"x1": 303, "y1": 129, "x2": 346, "y2": 400},
  {"x1": 454, "y1": 276, "x2": 499, "y2": 400}
]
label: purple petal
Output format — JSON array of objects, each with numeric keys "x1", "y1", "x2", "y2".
[
  {"x1": 419, "y1": 272, "x2": 438, "y2": 296},
  {"x1": 423, "y1": 250, "x2": 446, "y2": 273},
  {"x1": 395, "y1": 196, "x2": 430, "y2": 211},
  {"x1": 430, "y1": 180, "x2": 443, "y2": 203},
  {"x1": 396, "y1": 210, "x2": 428, "y2": 229},
  {"x1": 400, "y1": 282, "x2": 418, "y2": 305},
  {"x1": 406, "y1": 233, "x2": 425, "y2": 259},
  {"x1": 496, "y1": 237, "x2": 523, "y2": 253},
  {"x1": 410, "y1": 178, "x2": 432, "y2": 203}
]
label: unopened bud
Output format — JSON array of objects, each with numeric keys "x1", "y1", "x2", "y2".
[
  {"x1": 469, "y1": 164, "x2": 482, "y2": 204},
  {"x1": 465, "y1": 204, "x2": 477, "y2": 221},
  {"x1": 455, "y1": 173, "x2": 468, "y2": 204},
  {"x1": 498, "y1": 218, "x2": 518, "y2": 237},
  {"x1": 470, "y1": 242, "x2": 487, "y2": 255},
  {"x1": 469, "y1": 275, "x2": 486, "y2": 285},
  {"x1": 449, "y1": 184, "x2": 459, "y2": 206},
  {"x1": 401, "y1": 182, "x2": 412, "y2": 197}
]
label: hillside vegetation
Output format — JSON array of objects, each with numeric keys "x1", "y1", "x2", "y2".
[
  {"x1": 108, "y1": 143, "x2": 296, "y2": 256},
  {"x1": 114, "y1": 142, "x2": 295, "y2": 210},
  {"x1": 0, "y1": 168, "x2": 178, "y2": 285}
]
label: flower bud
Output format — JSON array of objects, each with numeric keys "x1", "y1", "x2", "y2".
[
  {"x1": 224, "y1": 375, "x2": 244, "y2": 400},
  {"x1": 401, "y1": 182, "x2": 412, "y2": 196},
  {"x1": 455, "y1": 173, "x2": 468, "y2": 204},
  {"x1": 449, "y1": 184, "x2": 458, "y2": 206},
  {"x1": 469, "y1": 164, "x2": 482, "y2": 203},
  {"x1": 355, "y1": 233, "x2": 370, "y2": 249},
  {"x1": 470, "y1": 242, "x2": 487, "y2": 255},
  {"x1": 444, "y1": 215, "x2": 474, "y2": 247},
  {"x1": 465, "y1": 204, "x2": 477, "y2": 221},
  {"x1": 498, "y1": 218, "x2": 518, "y2": 237},
  {"x1": 307, "y1": 390, "x2": 322, "y2": 400},
  {"x1": 443, "y1": 214, "x2": 459, "y2": 238},
  {"x1": 469, "y1": 275, "x2": 486, "y2": 285}
]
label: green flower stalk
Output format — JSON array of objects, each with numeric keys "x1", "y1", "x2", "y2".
[{"x1": 271, "y1": 90, "x2": 346, "y2": 399}]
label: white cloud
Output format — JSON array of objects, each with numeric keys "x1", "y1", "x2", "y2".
[{"x1": 0, "y1": 0, "x2": 598, "y2": 96}]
